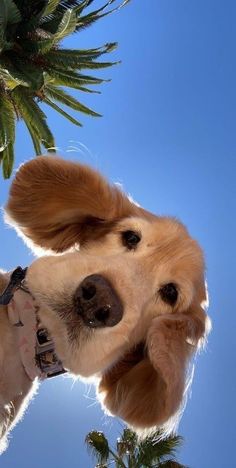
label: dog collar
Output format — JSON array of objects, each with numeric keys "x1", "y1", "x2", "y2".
[{"x1": 1, "y1": 268, "x2": 66, "y2": 381}]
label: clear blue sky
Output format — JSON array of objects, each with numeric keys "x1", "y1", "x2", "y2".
[{"x1": 0, "y1": 0, "x2": 236, "y2": 466}]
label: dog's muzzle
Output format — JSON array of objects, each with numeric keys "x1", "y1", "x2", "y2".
[{"x1": 74, "y1": 274, "x2": 123, "y2": 328}]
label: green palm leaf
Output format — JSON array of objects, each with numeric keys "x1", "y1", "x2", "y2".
[
  {"x1": 12, "y1": 87, "x2": 55, "y2": 150},
  {"x1": 0, "y1": 56, "x2": 32, "y2": 87},
  {"x1": 44, "y1": 97, "x2": 83, "y2": 126},
  {"x1": 76, "y1": 0, "x2": 131, "y2": 30},
  {"x1": 24, "y1": 120, "x2": 42, "y2": 155},
  {"x1": 136, "y1": 433, "x2": 184, "y2": 467},
  {"x1": 45, "y1": 68, "x2": 107, "y2": 87},
  {"x1": 10, "y1": 55, "x2": 45, "y2": 91},
  {"x1": 74, "y1": 0, "x2": 94, "y2": 15},
  {"x1": 2, "y1": 141, "x2": 14, "y2": 178},
  {"x1": 19, "y1": 37, "x2": 56, "y2": 55},
  {"x1": 42, "y1": 0, "x2": 60, "y2": 17},
  {"x1": 85, "y1": 431, "x2": 110, "y2": 465},
  {"x1": 0, "y1": 93, "x2": 15, "y2": 178},
  {"x1": 0, "y1": 95, "x2": 15, "y2": 143},
  {"x1": 0, "y1": 68, "x2": 28, "y2": 90},
  {"x1": 44, "y1": 85, "x2": 101, "y2": 116},
  {"x1": 12, "y1": 1, "x2": 47, "y2": 35},
  {"x1": 0, "y1": 0, "x2": 21, "y2": 27},
  {"x1": 0, "y1": 0, "x2": 21, "y2": 52},
  {"x1": 54, "y1": 8, "x2": 77, "y2": 40},
  {"x1": 116, "y1": 428, "x2": 138, "y2": 458},
  {"x1": 157, "y1": 460, "x2": 188, "y2": 468},
  {"x1": 45, "y1": 42, "x2": 118, "y2": 69}
]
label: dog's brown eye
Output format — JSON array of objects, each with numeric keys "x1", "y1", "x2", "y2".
[
  {"x1": 159, "y1": 283, "x2": 178, "y2": 305},
  {"x1": 122, "y1": 230, "x2": 141, "y2": 250}
]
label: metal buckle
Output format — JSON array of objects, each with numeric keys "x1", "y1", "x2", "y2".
[{"x1": 36, "y1": 328, "x2": 66, "y2": 378}]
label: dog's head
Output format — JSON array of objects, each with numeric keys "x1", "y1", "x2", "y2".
[{"x1": 5, "y1": 156, "x2": 210, "y2": 433}]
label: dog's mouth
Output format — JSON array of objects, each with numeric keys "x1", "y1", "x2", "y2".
[{"x1": 73, "y1": 274, "x2": 124, "y2": 329}]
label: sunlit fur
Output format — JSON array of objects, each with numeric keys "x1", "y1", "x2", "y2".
[{"x1": 1, "y1": 155, "x2": 211, "y2": 448}]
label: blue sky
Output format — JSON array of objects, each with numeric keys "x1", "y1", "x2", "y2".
[{"x1": 0, "y1": 0, "x2": 236, "y2": 466}]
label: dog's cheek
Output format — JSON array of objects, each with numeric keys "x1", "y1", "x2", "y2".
[{"x1": 26, "y1": 254, "x2": 75, "y2": 296}]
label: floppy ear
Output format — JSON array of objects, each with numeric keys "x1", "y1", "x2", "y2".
[
  {"x1": 98, "y1": 304, "x2": 210, "y2": 432},
  {"x1": 5, "y1": 156, "x2": 137, "y2": 252}
]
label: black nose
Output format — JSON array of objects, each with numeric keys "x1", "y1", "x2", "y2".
[{"x1": 74, "y1": 274, "x2": 123, "y2": 328}]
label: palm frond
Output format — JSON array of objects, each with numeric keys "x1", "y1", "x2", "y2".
[
  {"x1": 42, "y1": 0, "x2": 61, "y2": 17},
  {"x1": 24, "y1": 119, "x2": 42, "y2": 155},
  {"x1": 54, "y1": 7, "x2": 77, "y2": 40},
  {"x1": 136, "y1": 433, "x2": 184, "y2": 467},
  {"x1": 0, "y1": 0, "x2": 22, "y2": 27},
  {"x1": 116, "y1": 428, "x2": 138, "y2": 458},
  {"x1": 8, "y1": 54, "x2": 45, "y2": 91},
  {"x1": 45, "y1": 42, "x2": 118, "y2": 69},
  {"x1": 42, "y1": 0, "x2": 129, "y2": 34},
  {"x1": 0, "y1": 68, "x2": 28, "y2": 90},
  {"x1": 43, "y1": 71, "x2": 101, "y2": 92},
  {"x1": 73, "y1": 85, "x2": 100, "y2": 93},
  {"x1": 13, "y1": 1, "x2": 48, "y2": 19},
  {"x1": 15, "y1": 1, "x2": 49, "y2": 34},
  {"x1": 44, "y1": 96, "x2": 83, "y2": 126},
  {"x1": 2, "y1": 141, "x2": 14, "y2": 178},
  {"x1": 44, "y1": 84, "x2": 101, "y2": 116},
  {"x1": 12, "y1": 87, "x2": 55, "y2": 150},
  {"x1": 0, "y1": 93, "x2": 15, "y2": 178},
  {"x1": 0, "y1": 0, "x2": 21, "y2": 53},
  {"x1": 19, "y1": 37, "x2": 56, "y2": 55},
  {"x1": 157, "y1": 460, "x2": 188, "y2": 468},
  {"x1": 73, "y1": 0, "x2": 94, "y2": 15},
  {"x1": 76, "y1": 0, "x2": 131, "y2": 31},
  {"x1": 45, "y1": 68, "x2": 107, "y2": 87},
  {"x1": 85, "y1": 431, "x2": 110, "y2": 465}
]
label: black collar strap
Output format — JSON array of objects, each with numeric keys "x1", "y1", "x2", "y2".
[{"x1": 0, "y1": 266, "x2": 27, "y2": 305}]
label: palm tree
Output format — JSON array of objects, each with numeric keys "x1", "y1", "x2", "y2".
[
  {"x1": 0, "y1": 0, "x2": 130, "y2": 178},
  {"x1": 85, "y1": 427, "x2": 188, "y2": 468}
]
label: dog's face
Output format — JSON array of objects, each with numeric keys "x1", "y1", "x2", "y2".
[{"x1": 5, "y1": 156, "x2": 210, "y2": 432}]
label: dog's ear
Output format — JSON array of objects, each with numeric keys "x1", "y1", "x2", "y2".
[
  {"x1": 98, "y1": 302, "x2": 210, "y2": 432},
  {"x1": 5, "y1": 156, "x2": 138, "y2": 252}
]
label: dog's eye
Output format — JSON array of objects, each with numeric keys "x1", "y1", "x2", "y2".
[
  {"x1": 159, "y1": 283, "x2": 178, "y2": 305},
  {"x1": 122, "y1": 230, "x2": 141, "y2": 250}
]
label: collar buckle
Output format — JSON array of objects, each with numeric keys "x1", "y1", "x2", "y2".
[{"x1": 36, "y1": 328, "x2": 66, "y2": 379}]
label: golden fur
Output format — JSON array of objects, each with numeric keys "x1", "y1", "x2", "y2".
[{"x1": 0, "y1": 155, "x2": 211, "y2": 450}]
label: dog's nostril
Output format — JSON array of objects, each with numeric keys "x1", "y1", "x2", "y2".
[
  {"x1": 82, "y1": 284, "x2": 96, "y2": 301},
  {"x1": 95, "y1": 306, "x2": 110, "y2": 323}
]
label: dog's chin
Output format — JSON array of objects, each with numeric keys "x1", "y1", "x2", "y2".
[
  {"x1": 70, "y1": 336, "x2": 147, "y2": 380},
  {"x1": 60, "y1": 343, "x2": 123, "y2": 378}
]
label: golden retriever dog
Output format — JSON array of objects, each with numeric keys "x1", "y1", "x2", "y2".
[{"x1": 0, "y1": 156, "x2": 210, "y2": 452}]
